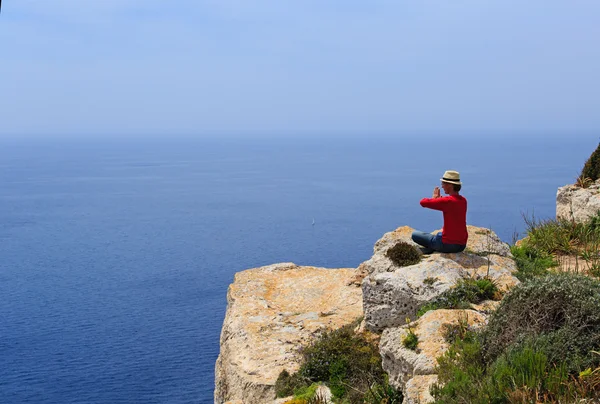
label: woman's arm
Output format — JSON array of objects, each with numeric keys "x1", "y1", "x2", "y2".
[{"x1": 420, "y1": 195, "x2": 450, "y2": 210}]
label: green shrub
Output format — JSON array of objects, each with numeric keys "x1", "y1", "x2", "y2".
[
  {"x1": 432, "y1": 274, "x2": 600, "y2": 403},
  {"x1": 430, "y1": 330, "x2": 490, "y2": 403},
  {"x1": 522, "y1": 214, "x2": 581, "y2": 255},
  {"x1": 586, "y1": 210, "x2": 600, "y2": 233},
  {"x1": 516, "y1": 211, "x2": 600, "y2": 278},
  {"x1": 402, "y1": 331, "x2": 418, "y2": 350},
  {"x1": 490, "y1": 345, "x2": 569, "y2": 398},
  {"x1": 521, "y1": 211, "x2": 600, "y2": 257},
  {"x1": 293, "y1": 383, "x2": 319, "y2": 401},
  {"x1": 299, "y1": 323, "x2": 368, "y2": 383},
  {"x1": 417, "y1": 277, "x2": 498, "y2": 317},
  {"x1": 580, "y1": 142, "x2": 600, "y2": 183},
  {"x1": 432, "y1": 332, "x2": 600, "y2": 403},
  {"x1": 481, "y1": 273, "x2": 600, "y2": 368},
  {"x1": 300, "y1": 323, "x2": 382, "y2": 401},
  {"x1": 386, "y1": 242, "x2": 421, "y2": 267},
  {"x1": 510, "y1": 244, "x2": 556, "y2": 281},
  {"x1": 275, "y1": 369, "x2": 309, "y2": 398},
  {"x1": 432, "y1": 332, "x2": 572, "y2": 402},
  {"x1": 423, "y1": 276, "x2": 438, "y2": 286},
  {"x1": 275, "y1": 321, "x2": 403, "y2": 403},
  {"x1": 364, "y1": 375, "x2": 403, "y2": 404}
]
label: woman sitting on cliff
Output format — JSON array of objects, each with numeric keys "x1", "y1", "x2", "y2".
[{"x1": 411, "y1": 170, "x2": 468, "y2": 254}]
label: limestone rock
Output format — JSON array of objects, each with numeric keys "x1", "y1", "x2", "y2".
[
  {"x1": 314, "y1": 385, "x2": 333, "y2": 403},
  {"x1": 404, "y1": 375, "x2": 438, "y2": 404},
  {"x1": 557, "y1": 181, "x2": 600, "y2": 223},
  {"x1": 380, "y1": 309, "x2": 487, "y2": 397},
  {"x1": 463, "y1": 226, "x2": 511, "y2": 257},
  {"x1": 470, "y1": 299, "x2": 501, "y2": 314},
  {"x1": 362, "y1": 226, "x2": 518, "y2": 332},
  {"x1": 214, "y1": 263, "x2": 363, "y2": 404}
]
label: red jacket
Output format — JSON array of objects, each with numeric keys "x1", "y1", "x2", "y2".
[{"x1": 420, "y1": 194, "x2": 468, "y2": 245}]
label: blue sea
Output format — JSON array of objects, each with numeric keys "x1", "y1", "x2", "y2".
[{"x1": 0, "y1": 135, "x2": 596, "y2": 403}]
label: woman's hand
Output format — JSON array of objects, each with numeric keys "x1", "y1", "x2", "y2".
[{"x1": 433, "y1": 186, "x2": 441, "y2": 198}]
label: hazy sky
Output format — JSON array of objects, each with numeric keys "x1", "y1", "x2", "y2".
[{"x1": 1, "y1": 1, "x2": 599, "y2": 138}]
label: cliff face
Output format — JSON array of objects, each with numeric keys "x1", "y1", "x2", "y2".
[{"x1": 214, "y1": 263, "x2": 362, "y2": 404}]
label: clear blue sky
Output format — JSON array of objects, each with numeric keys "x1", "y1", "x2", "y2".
[{"x1": 1, "y1": 1, "x2": 599, "y2": 138}]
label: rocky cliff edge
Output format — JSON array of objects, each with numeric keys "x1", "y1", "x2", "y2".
[
  {"x1": 214, "y1": 263, "x2": 362, "y2": 404},
  {"x1": 215, "y1": 225, "x2": 518, "y2": 404}
]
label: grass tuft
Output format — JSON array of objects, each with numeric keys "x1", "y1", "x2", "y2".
[
  {"x1": 402, "y1": 331, "x2": 418, "y2": 351},
  {"x1": 386, "y1": 242, "x2": 421, "y2": 267},
  {"x1": 417, "y1": 277, "x2": 498, "y2": 317},
  {"x1": 510, "y1": 244, "x2": 556, "y2": 281}
]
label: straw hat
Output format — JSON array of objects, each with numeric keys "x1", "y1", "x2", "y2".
[{"x1": 440, "y1": 170, "x2": 461, "y2": 185}]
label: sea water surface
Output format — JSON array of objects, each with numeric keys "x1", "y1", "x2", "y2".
[{"x1": 0, "y1": 135, "x2": 596, "y2": 403}]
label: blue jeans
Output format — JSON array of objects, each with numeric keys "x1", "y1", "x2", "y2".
[{"x1": 411, "y1": 231, "x2": 466, "y2": 254}]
